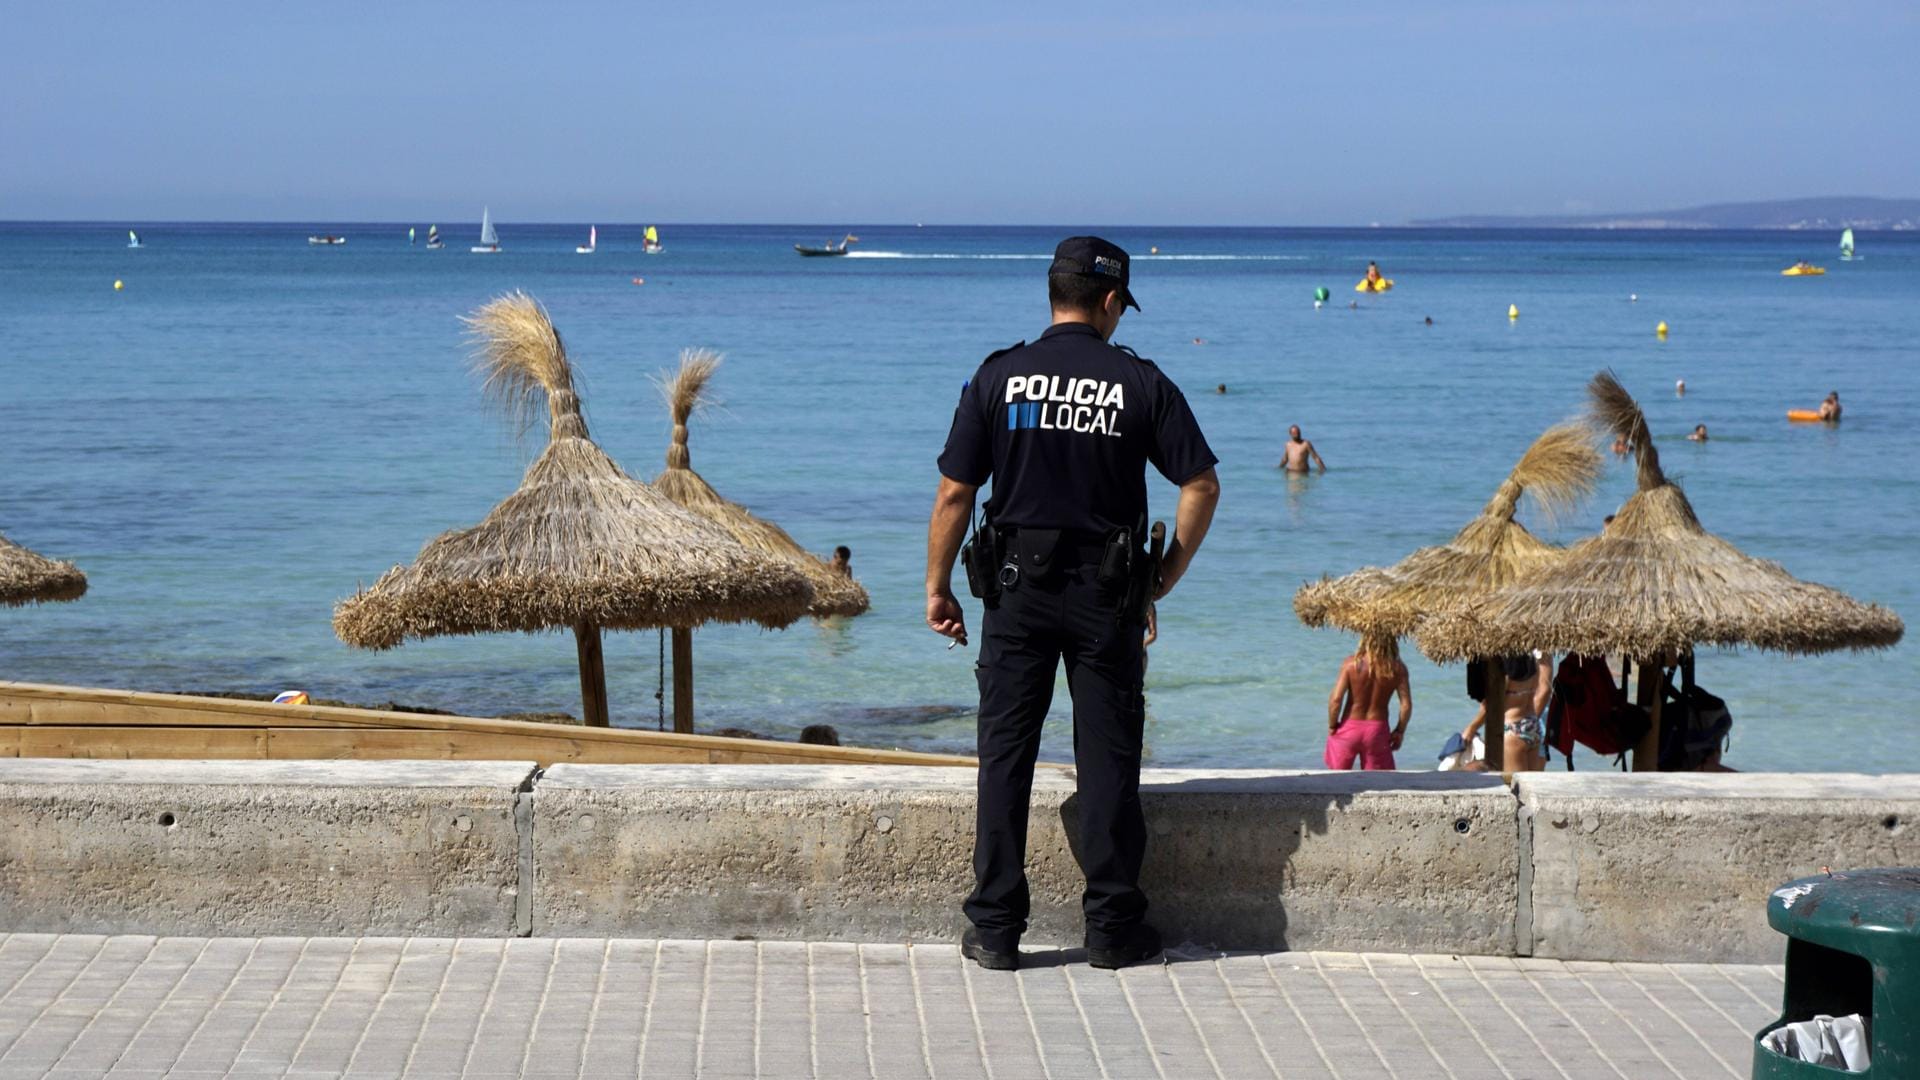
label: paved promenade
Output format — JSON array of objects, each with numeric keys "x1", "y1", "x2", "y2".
[{"x1": 0, "y1": 934, "x2": 1779, "y2": 1079}]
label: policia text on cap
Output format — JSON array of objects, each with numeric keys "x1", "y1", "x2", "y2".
[{"x1": 925, "y1": 236, "x2": 1222, "y2": 971}]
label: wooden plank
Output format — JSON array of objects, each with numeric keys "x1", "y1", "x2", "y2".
[
  {"x1": 0, "y1": 681, "x2": 982, "y2": 767},
  {"x1": 264, "y1": 728, "x2": 712, "y2": 765},
  {"x1": 14, "y1": 726, "x2": 269, "y2": 760}
]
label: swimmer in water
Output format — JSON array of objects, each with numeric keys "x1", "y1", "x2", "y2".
[
  {"x1": 1423, "y1": 316, "x2": 1433, "y2": 326},
  {"x1": 1676, "y1": 379, "x2": 1686, "y2": 397},
  {"x1": 1215, "y1": 384, "x2": 1227, "y2": 395},
  {"x1": 1280, "y1": 425, "x2": 1326, "y2": 473},
  {"x1": 1819, "y1": 391, "x2": 1843, "y2": 422},
  {"x1": 828, "y1": 545, "x2": 852, "y2": 577},
  {"x1": 1192, "y1": 337, "x2": 1206, "y2": 345},
  {"x1": 1365, "y1": 261, "x2": 1383, "y2": 286},
  {"x1": 1687, "y1": 424, "x2": 1708, "y2": 442}
]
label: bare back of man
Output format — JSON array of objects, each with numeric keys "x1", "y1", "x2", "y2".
[{"x1": 1339, "y1": 656, "x2": 1401, "y2": 721}]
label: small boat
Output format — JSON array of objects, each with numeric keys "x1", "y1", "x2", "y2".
[
  {"x1": 1781, "y1": 262, "x2": 1826, "y2": 276},
  {"x1": 1840, "y1": 227, "x2": 1856, "y2": 261},
  {"x1": 1354, "y1": 278, "x2": 1394, "y2": 293},
  {"x1": 307, "y1": 235, "x2": 347, "y2": 246},
  {"x1": 471, "y1": 207, "x2": 501, "y2": 254},
  {"x1": 126, "y1": 230, "x2": 141, "y2": 249},
  {"x1": 576, "y1": 225, "x2": 597, "y2": 255},
  {"x1": 425, "y1": 225, "x2": 443, "y2": 250},
  {"x1": 643, "y1": 225, "x2": 663, "y2": 254},
  {"x1": 796, "y1": 233, "x2": 858, "y2": 257}
]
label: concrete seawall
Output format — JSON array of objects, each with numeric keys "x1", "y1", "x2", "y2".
[
  {"x1": 532, "y1": 766, "x2": 1517, "y2": 954},
  {"x1": 0, "y1": 759, "x2": 536, "y2": 936},
  {"x1": 4, "y1": 759, "x2": 1917, "y2": 961}
]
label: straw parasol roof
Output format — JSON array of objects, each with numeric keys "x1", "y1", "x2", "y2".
[
  {"x1": 652, "y1": 350, "x2": 870, "y2": 619},
  {"x1": 1416, "y1": 371, "x2": 1904, "y2": 663},
  {"x1": 1293, "y1": 423, "x2": 1601, "y2": 639},
  {"x1": 0, "y1": 531, "x2": 87, "y2": 607},
  {"x1": 334, "y1": 293, "x2": 814, "y2": 651}
]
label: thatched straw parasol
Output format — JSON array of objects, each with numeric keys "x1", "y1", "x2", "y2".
[
  {"x1": 1294, "y1": 423, "x2": 1600, "y2": 639},
  {"x1": 653, "y1": 350, "x2": 871, "y2": 619},
  {"x1": 333, "y1": 292, "x2": 814, "y2": 728},
  {"x1": 1293, "y1": 423, "x2": 1600, "y2": 770},
  {"x1": 648, "y1": 350, "x2": 869, "y2": 731},
  {"x1": 0, "y1": 531, "x2": 87, "y2": 607},
  {"x1": 1417, "y1": 371, "x2": 1903, "y2": 768}
]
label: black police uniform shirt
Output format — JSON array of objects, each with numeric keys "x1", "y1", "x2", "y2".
[{"x1": 938, "y1": 322, "x2": 1217, "y2": 534}]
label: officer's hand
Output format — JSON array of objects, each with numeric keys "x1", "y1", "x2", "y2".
[{"x1": 926, "y1": 590, "x2": 968, "y2": 646}]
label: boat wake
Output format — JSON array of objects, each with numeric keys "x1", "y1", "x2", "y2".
[{"x1": 843, "y1": 252, "x2": 1304, "y2": 261}]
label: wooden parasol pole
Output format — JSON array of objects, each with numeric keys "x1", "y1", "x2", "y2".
[
  {"x1": 1483, "y1": 659, "x2": 1507, "y2": 773},
  {"x1": 671, "y1": 627, "x2": 694, "y2": 734},
  {"x1": 573, "y1": 622, "x2": 610, "y2": 727},
  {"x1": 1631, "y1": 654, "x2": 1663, "y2": 771}
]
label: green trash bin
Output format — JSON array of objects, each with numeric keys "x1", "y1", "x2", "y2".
[{"x1": 1753, "y1": 868, "x2": 1920, "y2": 1077}]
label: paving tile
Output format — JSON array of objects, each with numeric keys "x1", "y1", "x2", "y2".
[{"x1": 0, "y1": 935, "x2": 1782, "y2": 1079}]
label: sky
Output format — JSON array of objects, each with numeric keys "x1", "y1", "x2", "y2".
[{"x1": 4, "y1": 1, "x2": 1917, "y2": 225}]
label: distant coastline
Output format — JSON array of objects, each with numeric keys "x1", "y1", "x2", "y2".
[{"x1": 1413, "y1": 195, "x2": 1920, "y2": 230}]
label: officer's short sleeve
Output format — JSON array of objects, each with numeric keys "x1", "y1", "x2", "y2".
[
  {"x1": 936, "y1": 370, "x2": 993, "y2": 486},
  {"x1": 1147, "y1": 378, "x2": 1218, "y2": 486}
]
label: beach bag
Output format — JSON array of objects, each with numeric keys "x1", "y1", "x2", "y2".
[
  {"x1": 1660, "y1": 656, "x2": 1733, "y2": 772},
  {"x1": 1547, "y1": 654, "x2": 1647, "y2": 769}
]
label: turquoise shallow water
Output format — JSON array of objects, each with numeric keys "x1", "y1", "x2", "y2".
[{"x1": 2, "y1": 222, "x2": 1915, "y2": 769}]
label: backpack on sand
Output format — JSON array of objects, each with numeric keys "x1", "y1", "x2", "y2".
[
  {"x1": 1546, "y1": 654, "x2": 1649, "y2": 770},
  {"x1": 1659, "y1": 655, "x2": 1733, "y2": 772}
]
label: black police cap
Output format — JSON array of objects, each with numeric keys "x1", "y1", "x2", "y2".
[{"x1": 1048, "y1": 236, "x2": 1140, "y2": 312}]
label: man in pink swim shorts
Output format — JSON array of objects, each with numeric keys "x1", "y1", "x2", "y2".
[{"x1": 1324, "y1": 635, "x2": 1412, "y2": 770}]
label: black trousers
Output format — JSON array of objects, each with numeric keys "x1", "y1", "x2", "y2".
[{"x1": 963, "y1": 564, "x2": 1148, "y2": 951}]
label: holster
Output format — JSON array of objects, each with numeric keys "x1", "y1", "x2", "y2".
[
  {"x1": 961, "y1": 518, "x2": 1002, "y2": 602},
  {"x1": 1115, "y1": 521, "x2": 1165, "y2": 625}
]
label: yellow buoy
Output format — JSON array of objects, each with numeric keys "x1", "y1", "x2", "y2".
[
  {"x1": 1508, "y1": 304, "x2": 1519, "y2": 320},
  {"x1": 113, "y1": 280, "x2": 123, "y2": 291},
  {"x1": 1656, "y1": 321, "x2": 1669, "y2": 338}
]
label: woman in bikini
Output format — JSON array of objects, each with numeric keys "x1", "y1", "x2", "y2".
[
  {"x1": 1325, "y1": 634, "x2": 1412, "y2": 770},
  {"x1": 1462, "y1": 652, "x2": 1554, "y2": 771}
]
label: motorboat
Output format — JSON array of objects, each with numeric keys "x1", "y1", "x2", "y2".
[
  {"x1": 308, "y1": 235, "x2": 347, "y2": 246},
  {"x1": 796, "y1": 233, "x2": 858, "y2": 257}
]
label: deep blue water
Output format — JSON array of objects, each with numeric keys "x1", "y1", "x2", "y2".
[{"x1": 2, "y1": 221, "x2": 1915, "y2": 769}]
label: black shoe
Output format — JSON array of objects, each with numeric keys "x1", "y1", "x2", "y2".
[
  {"x1": 1086, "y1": 924, "x2": 1163, "y2": 970},
  {"x1": 962, "y1": 928, "x2": 1019, "y2": 971}
]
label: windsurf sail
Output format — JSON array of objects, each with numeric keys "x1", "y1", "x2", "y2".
[
  {"x1": 127, "y1": 230, "x2": 140, "y2": 247},
  {"x1": 427, "y1": 225, "x2": 440, "y2": 243},
  {"x1": 1840, "y1": 227, "x2": 1855, "y2": 258},
  {"x1": 589, "y1": 225, "x2": 597, "y2": 248},
  {"x1": 645, "y1": 225, "x2": 659, "y2": 245},
  {"x1": 409, "y1": 226, "x2": 416, "y2": 245},
  {"x1": 478, "y1": 207, "x2": 497, "y2": 247}
]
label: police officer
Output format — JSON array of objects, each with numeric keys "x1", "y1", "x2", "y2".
[{"x1": 926, "y1": 236, "x2": 1221, "y2": 970}]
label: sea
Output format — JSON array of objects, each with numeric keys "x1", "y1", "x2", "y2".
[{"x1": 3, "y1": 222, "x2": 1916, "y2": 771}]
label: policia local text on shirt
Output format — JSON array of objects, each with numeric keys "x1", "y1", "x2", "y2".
[{"x1": 925, "y1": 236, "x2": 1222, "y2": 972}]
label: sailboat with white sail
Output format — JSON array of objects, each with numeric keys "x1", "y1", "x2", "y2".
[
  {"x1": 426, "y1": 225, "x2": 443, "y2": 250},
  {"x1": 576, "y1": 225, "x2": 597, "y2": 255},
  {"x1": 471, "y1": 207, "x2": 501, "y2": 254},
  {"x1": 1840, "y1": 227, "x2": 1856, "y2": 261},
  {"x1": 127, "y1": 230, "x2": 142, "y2": 249},
  {"x1": 409, "y1": 227, "x2": 416, "y2": 246},
  {"x1": 643, "y1": 225, "x2": 663, "y2": 254}
]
